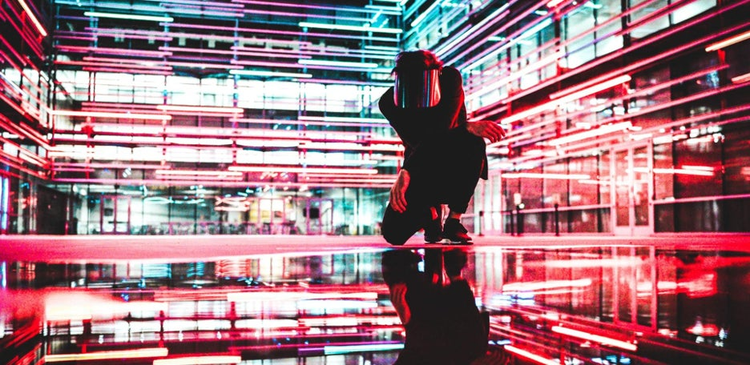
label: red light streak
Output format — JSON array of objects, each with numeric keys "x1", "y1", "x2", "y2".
[
  {"x1": 705, "y1": 29, "x2": 750, "y2": 51},
  {"x1": 732, "y1": 72, "x2": 750, "y2": 84},
  {"x1": 503, "y1": 279, "x2": 592, "y2": 292},
  {"x1": 504, "y1": 345, "x2": 559, "y2": 365},
  {"x1": 502, "y1": 172, "x2": 590, "y2": 180},
  {"x1": 50, "y1": 110, "x2": 171, "y2": 120},
  {"x1": 17, "y1": 0, "x2": 48, "y2": 37},
  {"x1": 549, "y1": 75, "x2": 632, "y2": 102},
  {"x1": 45, "y1": 348, "x2": 168, "y2": 362},
  {"x1": 153, "y1": 356, "x2": 241, "y2": 365},
  {"x1": 551, "y1": 326, "x2": 637, "y2": 351},
  {"x1": 228, "y1": 166, "x2": 378, "y2": 175},
  {"x1": 156, "y1": 105, "x2": 243, "y2": 114}
]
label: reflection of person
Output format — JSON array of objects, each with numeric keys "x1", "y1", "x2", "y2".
[
  {"x1": 381, "y1": 248, "x2": 489, "y2": 365},
  {"x1": 379, "y1": 50, "x2": 505, "y2": 245}
]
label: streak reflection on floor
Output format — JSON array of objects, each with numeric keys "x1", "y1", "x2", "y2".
[{"x1": 2, "y1": 240, "x2": 750, "y2": 364}]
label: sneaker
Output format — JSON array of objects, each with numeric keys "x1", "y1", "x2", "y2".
[
  {"x1": 424, "y1": 206, "x2": 442, "y2": 243},
  {"x1": 442, "y1": 218, "x2": 472, "y2": 245}
]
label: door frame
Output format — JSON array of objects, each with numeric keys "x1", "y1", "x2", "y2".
[{"x1": 611, "y1": 142, "x2": 653, "y2": 236}]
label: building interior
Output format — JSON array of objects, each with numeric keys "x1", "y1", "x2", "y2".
[{"x1": 1, "y1": 0, "x2": 750, "y2": 364}]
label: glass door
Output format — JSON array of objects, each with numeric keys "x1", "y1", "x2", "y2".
[
  {"x1": 100, "y1": 195, "x2": 132, "y2": 234},
  {"x1": 612, "y1": 143, "x2": 653, "y2": 235}
]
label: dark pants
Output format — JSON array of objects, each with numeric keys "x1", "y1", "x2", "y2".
[{"x1": 382, "y1": 128, "x2": 486, "y2": 245}]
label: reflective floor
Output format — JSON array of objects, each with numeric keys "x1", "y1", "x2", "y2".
[{"x1": 2, "y1": 238, "x2": 750, "y2": 365}]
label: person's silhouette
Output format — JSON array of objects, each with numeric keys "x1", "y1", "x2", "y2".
[{"x1": 381, "y1": 248, "x2": 489, "y2": 364}]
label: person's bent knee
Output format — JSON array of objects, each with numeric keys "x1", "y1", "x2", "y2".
[{"x1": 383, "y1": 231, "x2": 409, "y2": 246}]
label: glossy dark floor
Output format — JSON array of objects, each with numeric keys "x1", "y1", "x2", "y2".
[{"x1": 2, "y1": 236, "x2": 750, "y2": 364}]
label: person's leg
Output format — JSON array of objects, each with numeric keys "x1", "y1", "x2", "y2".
[
  {"x1": 382, "y1": 165, "x2": 441, "y2": 245},
  {"x1": 382, "y1": 201, "x2": 431, "y2": 245},
  {"x1": 441, "y1": 129, "x2": 487, "y2": 243}
]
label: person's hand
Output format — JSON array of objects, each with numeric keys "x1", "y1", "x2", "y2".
[
  {"x1": 390, "y1": 283, "x2": 411, "y2": 325},
  {"x1": 466, "y1": 120, "x2": 506, "y2": 143},
  {"x1": 390, "y1": 169, "x2": 410, "y2": 213}
]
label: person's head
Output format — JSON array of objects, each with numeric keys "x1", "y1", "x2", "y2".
[
  {"x1": 393, "y1": 50, "x2": 443, "y2": 74},
  {"x1": 392, "y1": 50, "x2": 443, "y2": 108}
]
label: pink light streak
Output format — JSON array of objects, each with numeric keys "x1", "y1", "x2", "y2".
[
  {"x1": 156, "y1": 105, "x2": 243, "y2": 114},
  {"x1": 50, "y1": 110, "x2": 171, "y2": 120},
  {"x1": 228, "y1": 166, "x2": 378, "y2": 175},
  {"x1": 503, "y1": 345, "x2": 559, "y2": 365},
  {"x1": 17, "y1": 0, "x2": 48, "y2": 37},
  {"x1": 551, "y1": 326, "x2": 637, "y2": 351}
]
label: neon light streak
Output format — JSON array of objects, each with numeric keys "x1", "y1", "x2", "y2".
[
  {"x1": 324, "y1": 343, "x2": 404, "y2": 355},
  {"x1": 548, "y1": 122, "x2": 632, "y2": 146},
  {"x1": 230, "y1": 70, "x2": 313, "y2": 78},
  {"x1": 731, "y1": 72, "x2": 750, "y2": 84},
  {"x1": 504, "y1": 345, "x2": 559, "y2": 365},
  {"x1": 299, "y1": 21, "x2": 402, "y2": 34},
  {"x1": 502, "y1": 279, "x2": 592, "y2": 292},
  {"x1": 546, "y1": 0, "x2": 566, "y2": 8},
  {"x1": 652, "y1": 168, "x2": 714, "y2": 177},
  {"x1": 502, "y1": 172, "x2": 591, "y2": 180},
  {"x1": 435, "y1": 7, "x2": 509, "y2": 57},
  {"x1": 228, "y1": 166, "x2": 378, "y2": 175},
  {"x1": 50, "y1": 110, "x2": 171, "y2": 120},
  {"x1": 156, "y1": 170, "x2": 243, "y2": 177},
  {"x1": 18, "y1": 0, "x2": 48, "y2": 37},
  {"x1": 84, "y1": 11, "x2": 174, "y2": 22},
  {"x1": 298, "y1": 59, "x2": 379, "y2": 68},
  {"x1": 153, "y1": 356, "x2": 241, "y2": 365},
  {"x1": 705, "y1": 29, "x2": 750, "y2": 52},
  {"x1": 45, "y1": 348, "x2": 168, "y2": 362},
  {"x1": 550, "y1": 75, "x2": 632, "y2": 102},
  {"x1": 155, "y1": 105, "x2": 243, "y2": 114},
  {"x1": 411, "y1": 0, "x2": 442, "y2": 27},
  {"x1": 551, "y1": 326, "x2": 638, "y2": 351}
]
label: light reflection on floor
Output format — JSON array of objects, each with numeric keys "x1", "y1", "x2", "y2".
[{"x1": 2, "y1": 243, "x2": 750, "y2": 364}]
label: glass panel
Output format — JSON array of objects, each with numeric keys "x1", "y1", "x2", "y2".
[
  {"x1": 615, "y1": 150, "x2": 629, "y2": 227},
  {"x1": 629, "y1": 0, "x2": 669, "y2": 40},
  {"x1": 672, "y1": 0, "x2": 716, "y2": 23},
  {"x1": 617, "y1": 247, "x2": 634, "y2": 323},
  {"x1": 636, "y1": 246, "x2": 653, "y2": 327},
  {"x1": 633, "y1": 146, "x2": 649, "y2": 227}
]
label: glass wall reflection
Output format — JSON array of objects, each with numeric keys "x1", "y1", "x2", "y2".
[{"x1": 2, "y1": 246, "x2": 750, "y2": 364}]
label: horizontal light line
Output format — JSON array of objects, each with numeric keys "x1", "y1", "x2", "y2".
[
  {"x1": 228, "y1": 166, "x2": 378, "y2": 175},
  {"x1": 49, "y1": 110, "x2": 171, "y2": 120},
  {"x1": 84, "y1": 11, "x2": 174, "y2": 22},
  {"x1": 504, "y1": 345, "x2": 559, "y2": 365},
  {"x1": 502, "y1": 172, "x2": 590, "y2": 180},
  {"x1": 230, "y1": 70, "x2": 312, "y2": 78},
  {"x1": 18, "y1": 0, "x2": 48, "y2": 37},
  {"x1": 155, "y1": 105, "x2": 243, "y2": 114},
  {"x1": 45, "y1": 348, "x2": 168, "y2": 362},
  {"x1": 551, "y1": 326, "x2": 637, "y2": 351},
  {"x1": 155, "y1": 170, "x2": 242, "y2": 177},
  {"x1": 705, "y1": 29, "x2": 750, "y2": 52},
  {"x1": 153, "y1": 356, "x2": 242, "y2": 365},
  {"x1": 299, "y1": 22, "x2": 402, "y2": 34},
  {"x1": 731, "y1": 72, "x2": 750, "y2": 84},
  {"x1": 298, "y1": 59, "x2": 379, "y2": 68}
]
